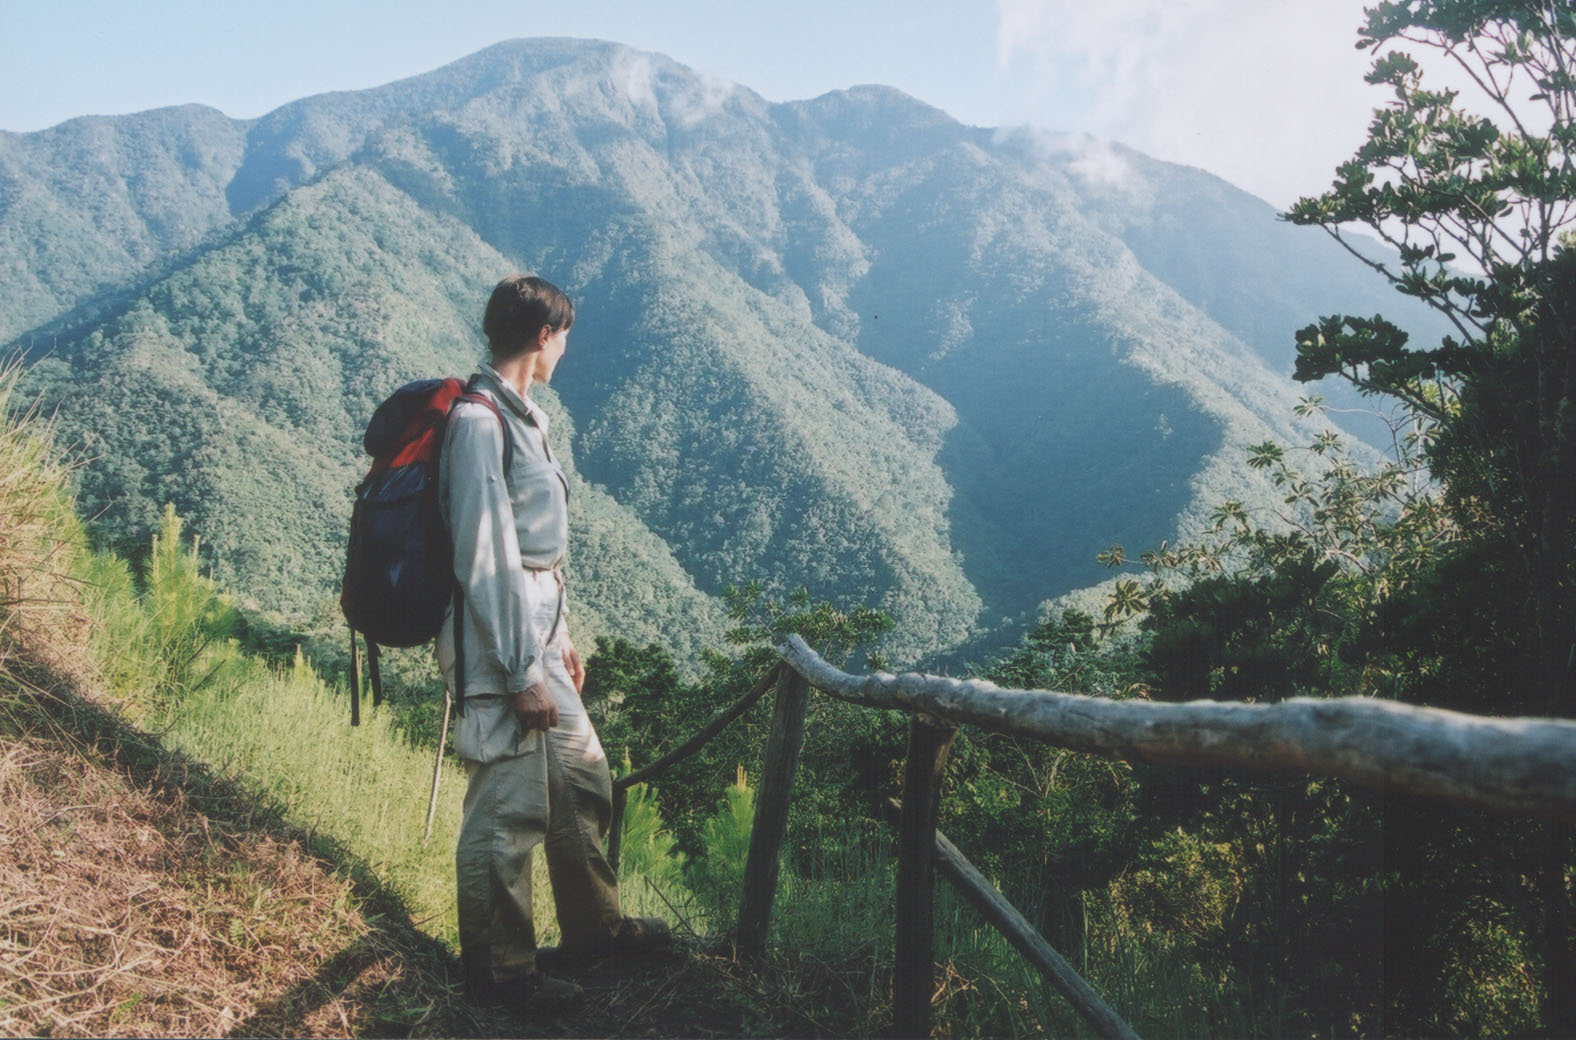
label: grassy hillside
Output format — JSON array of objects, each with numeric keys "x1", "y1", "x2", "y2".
[
  {"x1": 0, "y1": 374, "x2": 839, "y2": 1037},
  {"x1": 0, "y1": 377, "x2": 1070, "y2": 1038},
  {"x1": 0, "y1": 370, "x2": 476, "y2": 1035}
]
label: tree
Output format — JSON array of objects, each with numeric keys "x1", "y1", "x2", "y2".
[
  {"x1": 582, "y1": 584, "x2": 896, "y2": 853},
  {"x1": 1101, "y1": 415, "x2": 1455, "y2": 706},
  {"x1": 1281, "y1": 1, "x2": 1575, "y2": 1024},
  {"x1": 1284, "y1": 0, "x2": 1576, "y2": 717}
]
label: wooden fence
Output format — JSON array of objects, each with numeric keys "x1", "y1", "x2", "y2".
[{"x1": 606, "y1": 634, "x2": 1576, "y2": 1039}]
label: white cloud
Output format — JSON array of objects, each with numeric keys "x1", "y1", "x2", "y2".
[
  {"x1": 611, "y1": 49, "x2": 660, "y2": 112},
  {"x1": 669, "y1": 69, "x2": 737, "y2": 128},
  {"x1": 993, "y1": 0, "x2": 1377, "y2": 206},
  {"x1": 993, "y1": 126, "x2": 1139, "y2": 193},
  {"x1": 609, "y1": 47, "x2": 737, "y2": 127}
]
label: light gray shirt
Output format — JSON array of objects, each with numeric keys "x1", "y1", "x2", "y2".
[{"x1": 436, "y1": 364, "x2": 569, "y2": 695}]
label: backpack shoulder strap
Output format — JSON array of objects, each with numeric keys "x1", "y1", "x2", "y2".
[
  {"x1": 446, "y1": 377, "x2": 514, "y2": 717},
  {"x1": 454, "y1": 378, "x2": 514, "y2": 472}
]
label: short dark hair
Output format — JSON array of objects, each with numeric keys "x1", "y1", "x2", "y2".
[{"x1": 483, "y1": 275, "x2": 575, "y2": 359}]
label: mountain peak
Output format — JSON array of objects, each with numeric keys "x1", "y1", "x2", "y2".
[
  {"x1": 428, "y1": 36, "x2": 629, "y2": 84},
  {"x1": 794, "y1": 82, "x2": 955, "y2": 126}
]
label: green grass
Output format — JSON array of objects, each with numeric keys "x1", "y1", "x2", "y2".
[
  {"x1": 0, "y1": 360, "x2": 94, "y2": 682},
  {"x1": 930, "y1": 886, "x2": 1255, "y2": 1038},
  {"x1": 749, "y1": 814, "x2": 1264, "y2": 1038},
  {"x1": 36, "y1": 476, "x2": 690, "y2": 957},
  {"x1": 160, "y1": 651, "x2": 468, "y2": 943},
  {"x1": 160, "y1": 652, "x2": 694, "y2": 951}
]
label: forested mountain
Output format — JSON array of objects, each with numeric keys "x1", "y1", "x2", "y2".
[{"x1": 4, "y1": 38, "x2": 1439, "y2": 663}]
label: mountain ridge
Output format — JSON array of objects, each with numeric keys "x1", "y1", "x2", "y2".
[{"x1": 6, "y1": 37, "x2": 1434, "y2": 663}]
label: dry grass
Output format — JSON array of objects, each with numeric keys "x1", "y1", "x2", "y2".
[
  {"x1": 0, "y1": 372, "x2": 94, "y2": 691},
  {"x1": 0, "y1": 664, "x2": 495, "y2": 1038}
]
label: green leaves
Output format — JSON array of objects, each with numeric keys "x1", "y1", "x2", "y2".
[
  {"x1": 1293, "y1": 313, "x2": 1445, "y2": 408},
  {"x1": 684, "y1": 767, "x2": 756, "y2": 924},
  {"x1": 1210, "y1": 499, "x2": 1251, "y2": 533},
  {"x1": 1366, "y1": 50, "x2": 1421, "y2": 89},
  {"x1": 1246, "y1": 442, "x2": 1284, "y2": 470},
  {"x1": 1105, "y1": 578, "x2": 1149, "y2": 624},
  {"x1": 1101, "y1": 409, "x2": 1459, "y2": 702},
  {"x1": 723, "y1": 582, "x2": 893, "y2": 671}
]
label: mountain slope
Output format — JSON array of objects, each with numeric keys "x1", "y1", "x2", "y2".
[
  {"x1": 0, "y1": 105, "x2": 247, "y2": 343},
  {"x1": 25, "y1": 163, "x2": 727, "y2": 660},
  {"x1": 9, "y1": 38, "x2": 1426, "y2": 662}
]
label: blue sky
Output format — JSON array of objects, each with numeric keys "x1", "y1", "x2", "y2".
[{"x1": 1, "y1": 0, "x2": 1380, "y2": 207}]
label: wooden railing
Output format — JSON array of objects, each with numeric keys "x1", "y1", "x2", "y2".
[{"x1": 607, "y1": 634, "x2": 1576, "y2": 1039}]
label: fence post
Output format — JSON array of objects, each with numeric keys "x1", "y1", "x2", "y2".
[
  {"x1": 894, "y1": 713, "x2": 957, "y2": 1039},
  {"x1": 736, "y1": 664, "x2": 812, "y2": 959}
]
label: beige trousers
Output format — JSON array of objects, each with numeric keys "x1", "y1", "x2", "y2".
[{"x1": 453, "y1": 571, "x2": 622, "y2": 984}]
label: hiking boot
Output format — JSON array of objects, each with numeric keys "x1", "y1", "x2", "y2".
[
  {"x1": 608, "y1": 915, "x2": 671, "y2": 955},
  {"x1": 469, "y1": 970, "x2": 584, "y2": 1010},
  {"x1": 546, "y1": 916, "x2": 673, "y2": 961}
]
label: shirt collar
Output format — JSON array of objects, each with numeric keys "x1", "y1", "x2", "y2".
[{"x1": 477, "y1": 362, "x2": 549, "y2": 432}]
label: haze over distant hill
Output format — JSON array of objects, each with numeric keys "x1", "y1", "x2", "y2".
[{"x1": 2, "y1": 38, "x2": 1439, "y2": 664}]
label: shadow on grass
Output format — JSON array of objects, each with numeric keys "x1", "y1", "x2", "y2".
[{"x1": 16, "y1": 660, "x2": 495, "y2": 1038}]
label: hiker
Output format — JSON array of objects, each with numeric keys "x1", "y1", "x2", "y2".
[{"x1": 439, "y1": 274, "x2": 669, "y2": 1005}]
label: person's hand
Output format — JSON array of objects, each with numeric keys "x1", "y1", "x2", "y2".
[
  {"x1": 512, "y1": 683, "x2": 558, "y2": 731},
  {"x1": 562, "y1": 637, "x2": 585, "y2": 694}
]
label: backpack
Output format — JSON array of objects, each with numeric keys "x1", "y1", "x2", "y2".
[{"x1": 341, "y1": 376, "x2": 511, "y2": 724}]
